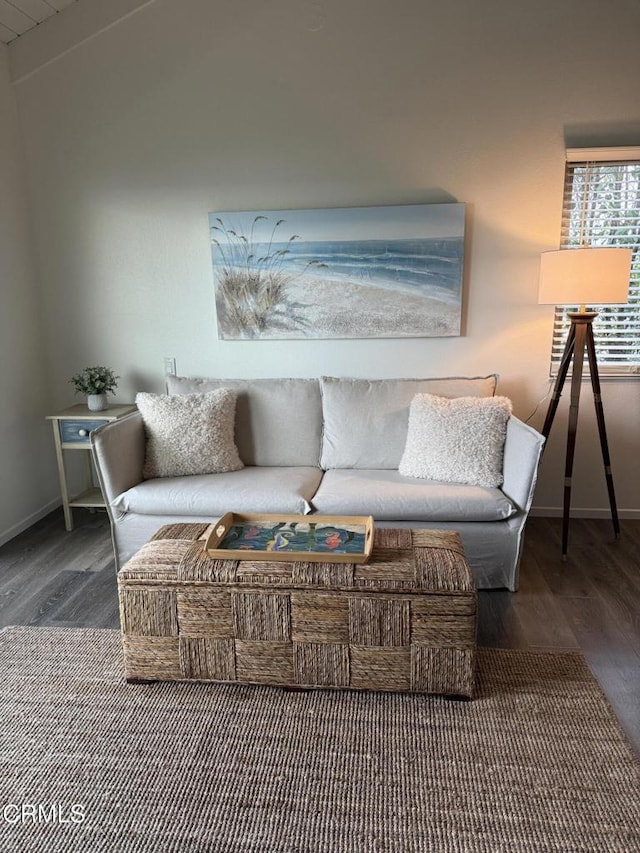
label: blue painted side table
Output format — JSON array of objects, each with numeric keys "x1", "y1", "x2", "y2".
[{"x1": 46, "y1": 403, "x2": 137, "y2": 530}]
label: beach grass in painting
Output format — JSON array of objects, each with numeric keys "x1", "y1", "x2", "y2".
[
  {"x1": 211, "y1": 216, "x2": 328, "y2": 333},
  {"x1": 209, "y1": 204, "x2": 465, "y2": 339}
]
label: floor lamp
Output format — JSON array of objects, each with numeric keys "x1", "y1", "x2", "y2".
[{"x1": 538, "y1": 247, "x2": 633, "y2": 558}]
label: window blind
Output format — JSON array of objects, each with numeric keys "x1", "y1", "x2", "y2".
[{"x1": 552, "y1": 149, "x2": 640, "y2": 376}]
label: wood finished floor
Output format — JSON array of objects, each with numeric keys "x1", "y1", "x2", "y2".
[{"x1": 1, "y1": 510, "x2": 639, "y2": 753}]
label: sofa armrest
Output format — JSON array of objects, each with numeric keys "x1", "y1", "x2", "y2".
[
  {"x1": 91, "y1": 412, "x2": 145, "y2": 505},
  {"x1": 501, "y1": 417, "x2": 545, "y2": 513}
]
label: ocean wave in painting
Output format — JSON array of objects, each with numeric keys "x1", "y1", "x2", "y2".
[{"x1": 214, "y1": 238, "x2": 463, "y2": 303}]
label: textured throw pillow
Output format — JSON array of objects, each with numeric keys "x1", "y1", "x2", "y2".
[
  {"x1": 399, "y1": 394, "x2": 512, "y2": 487},
  {"x1": 136, "y1": 389, "x2": 244, "y2": 479}
]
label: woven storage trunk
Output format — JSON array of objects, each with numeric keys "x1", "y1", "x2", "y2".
[{"x1": 118, "y1": 523, "x2": 477, "y2": 698}]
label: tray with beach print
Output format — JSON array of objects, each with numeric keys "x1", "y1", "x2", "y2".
[{"x1": 205, "y1": 513, "x2": 374, "y2": 564}]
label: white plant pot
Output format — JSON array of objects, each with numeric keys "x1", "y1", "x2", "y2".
[{"x1": 87, "y1": 393, "x2": 109, "y2": 412}]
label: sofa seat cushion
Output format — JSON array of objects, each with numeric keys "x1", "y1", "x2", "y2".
[
  {"x1": 310, "y1": 469, "x2": 516, "y2": 522},
  {"x1": 112, "y1": 467, "x2": 323, "y2": 517}
]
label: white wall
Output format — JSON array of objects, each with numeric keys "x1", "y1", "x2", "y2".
[
  {"x1": 0, "y1": 45, "x2": 59, "y2": 545},
  {"x1": 10, "y1": 0, "x2": 640, "y2": 517}
]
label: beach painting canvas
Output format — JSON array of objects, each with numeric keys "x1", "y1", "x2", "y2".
[{"x1": 209, "y1": 203, "x2": 465, "y2": 339}]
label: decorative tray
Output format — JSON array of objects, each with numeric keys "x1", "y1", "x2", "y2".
[{"x1": 204, "y1": 512, "x2": 374, "y2": 564}]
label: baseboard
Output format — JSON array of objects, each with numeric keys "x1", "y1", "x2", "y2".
[
  {"x1": 0, "y1": 498, "x2": 61, "y2": 548},
  {"x1": 530, "y1": 506, "x2": 640, "y2": 520}
]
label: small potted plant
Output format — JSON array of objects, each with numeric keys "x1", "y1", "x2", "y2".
[{"x1": 70, "y1": 366, "x2": 120, "y2": 412}]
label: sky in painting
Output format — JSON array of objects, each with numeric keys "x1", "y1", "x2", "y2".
[{"x1": 210, "y1": 203, "x2": 465, "y2": 244}]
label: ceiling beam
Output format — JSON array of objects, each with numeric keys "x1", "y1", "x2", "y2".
[{"x1": 9, "y1": 0, "x2": 156, "y2": 83}]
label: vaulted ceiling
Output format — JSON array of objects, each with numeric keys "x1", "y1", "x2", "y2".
[
  {"x1": 0, "y1": 0, "x2": 78, "y2": 44},
  {"x1": 2, "y1": 0, "x2": 154, "y2": 82}
]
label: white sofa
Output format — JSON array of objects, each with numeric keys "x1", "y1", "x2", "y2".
[{"x1": 91, "y1": 375, "x2": 545, "y2": 590}]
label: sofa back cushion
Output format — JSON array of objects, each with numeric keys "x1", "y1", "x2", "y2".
[
  {"x1": 166, "y1": 376, "x2": 322, "y2": 467},
  {"x1": 320, "y1": 375, "x2": 498, "y2": 469}
]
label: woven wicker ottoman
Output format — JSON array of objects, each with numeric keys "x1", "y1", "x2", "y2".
[{"x1": 118, "y1": 523, "x2": 477, "y2": 698}]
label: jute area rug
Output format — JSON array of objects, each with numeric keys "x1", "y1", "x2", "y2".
[{"x1": 0, "y1": 627, "x2": 638, "y2": 853}]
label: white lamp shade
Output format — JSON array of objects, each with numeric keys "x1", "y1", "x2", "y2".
[{"x1": 538, "y1": 247, "x2": 632, "y2": 305}]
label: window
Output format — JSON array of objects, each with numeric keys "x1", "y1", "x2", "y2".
[{"x1": 551, "y1": 147, "x2": 640, "y2": 376}]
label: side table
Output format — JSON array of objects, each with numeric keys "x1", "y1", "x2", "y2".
[{"x1": 46, "y1": 403, "x2": 137, "y2": 531}]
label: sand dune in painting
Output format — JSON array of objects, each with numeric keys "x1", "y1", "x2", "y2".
[{"x1": 216, "y1": 274, "x2": 460, "y2": 340}]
